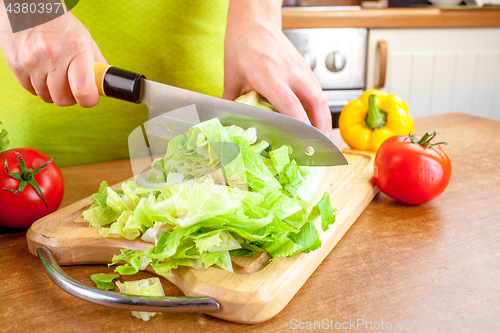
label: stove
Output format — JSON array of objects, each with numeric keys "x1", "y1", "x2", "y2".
[{"x1": 283, "y1": 13, "x2": 367, "y2": 128}]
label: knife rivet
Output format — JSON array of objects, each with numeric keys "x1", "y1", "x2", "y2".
[
  {"x1": 305, "y1": 146, "x2": 315, "y2": 156},
  {"x1": 167, "y1": 123, "x2": 175, "y2": 132}
]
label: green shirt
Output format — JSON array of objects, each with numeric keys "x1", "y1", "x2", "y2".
[{"x1": 0, "y1": 1, "x2": 229, "y2": 167}]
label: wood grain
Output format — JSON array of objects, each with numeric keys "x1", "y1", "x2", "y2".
[
  {"x1": 282, "y1": 8, "x2": 500, "y2": 29},
  {"x1": 25, "y1": 150, "x2": 378, "y2": 324},
  {"x1": 2, "y1": 113, "x2": 500, "y2": 332}
]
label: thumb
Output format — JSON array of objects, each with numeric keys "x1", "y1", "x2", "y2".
[{"x1": 68, "y1": 48, "x2": 99, "y2": 108}]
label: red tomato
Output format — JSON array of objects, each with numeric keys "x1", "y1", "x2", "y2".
[
  {"x1": 0, "y1": 148, "x2": 64, "y2": 228},
  {"x1": 374, "y1": 133, "x2": 452, "y2": 205}
]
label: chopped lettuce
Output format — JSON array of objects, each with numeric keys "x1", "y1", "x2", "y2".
[
  {"x1": 83, "y1": 94, "x2": 338, "y2": 278},
  {"x1": 83, "y1": 205, "x2": 121, "y2": 228},
  {"x1": 90, "y1": 273, "x2": 120, "y2": 291},
  {"x1": 234, "y1": 90, "x2": 277, "y2": 112},
  {"x1": 310, "y1": 192, "x2": 337, "y2": 232},
  {"x1": 0, "y1": 120, "x2": 10, "y2": 153},
  {"x1": 115, "y1": 278, "x2": 165, "y2": 321}
]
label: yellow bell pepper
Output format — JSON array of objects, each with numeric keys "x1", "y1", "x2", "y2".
[{"x1": 339, "y1": 89, "x2": 414, "y2": 152}]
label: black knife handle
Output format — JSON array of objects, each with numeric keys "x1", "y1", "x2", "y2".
[{"x1": 94, "y1": 62, "x2": 145, "y2": 104}]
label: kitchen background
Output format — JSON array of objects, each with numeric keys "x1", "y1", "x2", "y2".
[{"x1": 281, "y1": 0, "x2": 500, "y2": 127}]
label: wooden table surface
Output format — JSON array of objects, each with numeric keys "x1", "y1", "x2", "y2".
[{"x1": 1, "y1": 113, "x2": 500, "y2": 332}]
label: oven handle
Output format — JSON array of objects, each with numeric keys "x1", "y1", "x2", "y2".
[{"x1": 375, "y1": 41, "x2": 387, "y2": 89}]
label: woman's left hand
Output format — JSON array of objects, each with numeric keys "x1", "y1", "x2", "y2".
[{"x1": 223, "y1": 0, "x2": 332, "y2": 138}]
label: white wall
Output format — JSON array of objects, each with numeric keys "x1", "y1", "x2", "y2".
[{"x1": 366, "y1": 28, "x2": 500, "y2": 120}]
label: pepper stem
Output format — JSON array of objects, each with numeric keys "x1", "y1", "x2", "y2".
[{"x1": 364, "y1": 94, "x2": 387, "y2": 131}]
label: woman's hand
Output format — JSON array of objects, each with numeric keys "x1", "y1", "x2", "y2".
[
  {"x1": 223, "y1": 0, "x2": 332, "y2": 137},
  {"x1": 0, "y1": 10, "x2": 106, "y2": 107}
]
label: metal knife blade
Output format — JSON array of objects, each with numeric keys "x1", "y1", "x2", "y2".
[
  {"x1": 140, "y1": 79, "x2": 347, "y2": 166},
  {"x1": 93, "y1": 62, "x2": 347, "y2": 166}
]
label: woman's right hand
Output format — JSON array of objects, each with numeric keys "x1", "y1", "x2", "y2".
[{"x1": 0, "y1": 10, "x2": 106, "y2": 107}]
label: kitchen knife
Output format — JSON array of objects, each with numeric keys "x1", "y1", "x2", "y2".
[{"x1": 94, "y1": 62, "x2": 347, "y2": 166}]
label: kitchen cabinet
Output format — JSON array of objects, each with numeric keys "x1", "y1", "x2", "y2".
[{"x1": 366, "y1": 28, "x2": 500, "y2": 120}]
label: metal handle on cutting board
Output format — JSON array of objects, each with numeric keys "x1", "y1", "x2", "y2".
[
  {"x1": 94, "y1": 62, "x2": 145, "y2": 104},
  {"x1": 36, "y1": 247, "x2": 220, "y2": 313}
]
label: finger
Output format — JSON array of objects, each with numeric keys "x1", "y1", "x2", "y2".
[
  {"x1": 256, "y1": 79, "x2": 311, "y2": 126},
  {"x1": 284, "y1": 37, "x2": 322, "y2": 90},
  {"x1": 6, "y1": 59, "x2": 37, "y2": 95},
  {"x1": 309, "y1": 71, "x2": 322, "y2": 90},
  {"x1": 92, "y1": 40, "x2": 107, "y2": 64},
  {"x1": 291, "y1": 77, "x2": 332, "y2": 138},
  {"x1": 30, "y1": 74, "x2": 53, "y2": 104},
  {"x1": 222, "y1": 87, "x2": 239, "y2": 101},
  {"x1": 46, "y1": 65, "x2": 77, "y2": 107},
  {"x1": 297, "y1": 58, "x2": 322, "y2": 90},
  {"x1": 15, "y1": 74, "x2": 37, "y2": 96},
  {"x1": 67, "y1": 50, "x2": 99, "y2": 108},
  {"x1": 222, "y1": 79, "x2": 250, "y2": 101}
]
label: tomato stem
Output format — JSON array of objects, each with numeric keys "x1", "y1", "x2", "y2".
[
  {"x1": 22, "y1": 170, "x2": 33, "y2": 181},
  {"x1": 364, "y1": 94, "x2": 387, "y2": 131},
  {"x1": 408, "y1": 131, "x2": 447, "y2": 148},
  {"x1": 2, "y1": 151, "x2": 54, "y2": 207}
]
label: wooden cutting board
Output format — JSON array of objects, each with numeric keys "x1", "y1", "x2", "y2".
[{"x1": 26, "y1": 149, "x2": 378, "y2": 324}]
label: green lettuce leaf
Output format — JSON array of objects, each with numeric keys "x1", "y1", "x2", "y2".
[
  {"x1": 83, "y1": 206, "x2": 121, "y2": 228},
  {"x1": 90, "y1": 273, "x2": 119, "y2": 291},
  {"x1": 0, "y1": 121, "x2": 10, "y2": 153},
  {"x1": 234, "y1": 135, "x2": 281, "y2": 194},
  {"x1": 194, "y1": 230, "x2": 241, "y2": 253},
  {"x1": 200, "y1": 250, "x2": 233, "y2": 272},
  {"x1": 115, "y1": 277, "x2": 165, "y2": 321},
  {"x1": 234, "y1": 90, "x2": 277, "y2": 112},
  {"x1": 83, "y1": 97, "x2": 337, "y2": 278},
  {"x1": 269, "y1": 145, "x2": 291, "y2": 177},
  {"x1": 309, "y1": 192, "x2": 337, "y2": 232}
]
